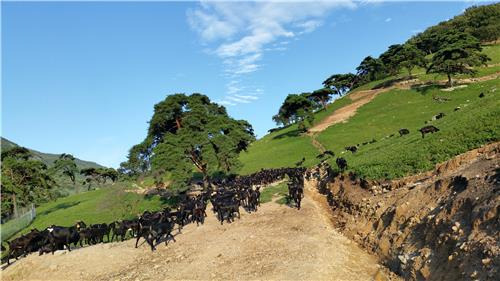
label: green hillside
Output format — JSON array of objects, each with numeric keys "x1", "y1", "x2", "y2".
[
  {"x1": 1, "y1": 137, "x2": 104, "y2": 170},
  {"x1": 1, "y1": 137, "x2": 105, "y2": 196},
  {"x1": 238, "y1": 45, "x2": 500, "y2": 179},
  {"x1": 1, "y1": 182, "x2": 169, "y2": 253}
]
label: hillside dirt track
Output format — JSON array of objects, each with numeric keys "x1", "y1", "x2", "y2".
[
  {"x1": 1, "y1": 189, "x2": 389, "y2": 281},
  {"x1": 307, "y1": 87, "x2": 390, "y2": 133},
  {"x1": 308, "y1": 71, "x2": 500, "y2": 133}
]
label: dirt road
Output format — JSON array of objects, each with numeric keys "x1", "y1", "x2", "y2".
[
  {"x1": 2, "y1": 190, "x2": 384, "y2": 281},
  {"x1": 307, "y1": 86, "x2": 396, "y2": 134}
]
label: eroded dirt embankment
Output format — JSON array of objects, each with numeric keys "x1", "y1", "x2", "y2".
[{"x1": 308, "y1": 142, "x2": 500, "y2": 281}]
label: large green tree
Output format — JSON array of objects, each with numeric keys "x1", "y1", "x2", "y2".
[
  {"x1": 52, "y1": 153, "x2": 79, "y2": 193},
  {"x1": 1, "y1": 147, "x2": 54, "y2": 219},
  {"x1": 379, "y1": 44, "x2": 405, "y2": 75},
  {"x1": 410, "y1": 25, "x2": 451, "y2": 55},
  {"x1": 356, "y1": 56, "x2": 386, "y2": 82},
  {"x1": 322, "y1": 73, "x2": 357, "y2": 96},
  {"x1": 125, "y1": 93, "x2": 255, "y2": 189},
  {"x1": 427, "y1": 30, "x2": 490, "y2": 86},
  {"x1": 308, "y1": 88, "x2": 335, "y2": 110},
  {"x1": 380, "y1": 43, "x2": 427, "y2": 77},
  {"x1": 273, "y1": 93, "x2": 315, "y2": 132},
  {"x1": 399, "y1": 43, "x2": 427, "y2": 77}
]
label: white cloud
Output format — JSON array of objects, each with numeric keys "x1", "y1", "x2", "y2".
[
  {"x1": 187, "y1": 1, "x2": 355, "y2": 106},
  {"x1": 217, "y1": 100, "x2": 237, "y2": 106},
  {"x1": 296, "y1": 20, "x2": 323, "y2": 33},
  {"x1": 385, "y1": 17, "x2": 392, "y2": 22},
  {"x1": 235, "y1": 94, "x2": 259, "y2": 100},
  {"x1": 226, "y1": 96, "x2": 251, "y2": 103}
]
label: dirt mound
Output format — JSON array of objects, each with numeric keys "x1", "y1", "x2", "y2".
[
  {"x1": 309, "y1": 142, "x2": 500, "y2": 281},
  {"x1": 2, "y1": 193, "x2": 388, "y2": 281}
]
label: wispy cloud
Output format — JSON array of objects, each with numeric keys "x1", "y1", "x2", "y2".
[
  {"x1": 235, "y1": 94, "x2": 259, "y2": 101},
  {"x1": 187, "y1": 1, "x2": 355, "y2": 106},
  {"x1": 385, "y1": 17, "x2": 392, "y2": 22}
]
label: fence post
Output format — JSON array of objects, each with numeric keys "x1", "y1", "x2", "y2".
[{"x1": 31, "y1": 203, "x2": 36, "y2": 221}]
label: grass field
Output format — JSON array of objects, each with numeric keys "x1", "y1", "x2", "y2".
[
  {"x1": 238, "y1": 96, "x2": 352, "y2": 175},
  {"x1": 238, "y1": 124, "x2": 319, "y2": 175},
  {"x1": 2, "y1": 183, "x2": 168, "y2": 244},
  {"x1": 260, "y1": 182, "x2": 288, "y2": 204},
  {"x1": 239, "y1": 44, "x2": 500, "y2": 178}
]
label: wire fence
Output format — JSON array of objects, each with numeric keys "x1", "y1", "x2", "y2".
[{"x1": 1, "y1": 204, "x2": 36, "y2": 242}]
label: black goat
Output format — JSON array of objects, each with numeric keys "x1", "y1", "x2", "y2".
[{"x1": 419, "y1": 125, "x2": 440, "y2": 138}]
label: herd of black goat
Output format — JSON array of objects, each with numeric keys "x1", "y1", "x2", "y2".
[{"x1": 2, "y1": 167, "x2": 306, "y2": 265}]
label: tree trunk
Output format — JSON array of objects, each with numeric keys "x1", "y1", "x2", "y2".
[
  {"x1": 202, "y1": 173, "x2": 210, "y2": 190},
  {"x1": 12, "y1": 194, "x2": 19, "y2": 218},
  {"x1": 175, "y1": 118, "x2": 181, "y2": 129},
  {"x1": 74, "y1": 181, "x2": 79, "y2": 194},
  {"x1": 447, "y1": 73, "x2": 452, "y2": 87}
]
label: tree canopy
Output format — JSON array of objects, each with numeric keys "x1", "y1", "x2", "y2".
[
  {"x1": 122, "y1": 93, "x2": 255, "y2": 189},
  {"x1": 308, "y1": 88, "x2": 335, "y2": 109},
  {"x1": 380, "y1": 43, "x2": 427, "y2": 77},
  {"x1": 321, "y1": 4, "x2": 498, "y2": 92},
  {"x1": 427, "y1": 30, "x2": 490, "y2": 85},
  {"x1": 1, "y1": 147, "x2": 55, "y2": 220},
  {"x1": 356, "y1": 56, "x2": 386, "y2": 82},
  {"x1": 273, "y1": 93, "x2": 315, "y2": 132},
  {"x1": 322, "y1": 73, "x2": 357, "y2": 96},
  {"x1": 52, "y1": 153, "x2": 79, "y2": 188}
]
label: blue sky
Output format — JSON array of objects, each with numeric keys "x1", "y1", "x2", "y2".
[{"x1": 2, "y1": 1, "x2": 484, "y2": 167}]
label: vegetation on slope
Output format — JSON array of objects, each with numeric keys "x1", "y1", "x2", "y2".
[
  {"x1": 1, "y1": 183, "x2": 167, "y2": 243},
  {"x1": 238, "y1": 97, "x2": 352, "y2": 175},
  {"x1": 1, "y1": 137, "x2": 103, "y2": 170},
  {"x1": 1, "y1": 137, "x2": 104, "y2": 197},
  {"x1": 318, "y1": 79, "x2": 499, "y2": 179},
  {"x1": 259, "y1": 182, "x2": 288, "y2": 204}
]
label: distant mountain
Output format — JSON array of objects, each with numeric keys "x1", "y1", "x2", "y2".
[
  {"x1": 1, "y1": 137, "x2": 104, "y2": 169},
  {"x1": 1, "y1": 137, "x2": 105, "y2": 196}
]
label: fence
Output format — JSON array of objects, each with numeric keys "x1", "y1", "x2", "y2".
[{"x1": 1, "y1": 204, "x2": 36, "y2": 242}]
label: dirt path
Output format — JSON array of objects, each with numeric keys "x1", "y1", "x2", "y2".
[
  {"x1": 310, "y1": 133, "x2": 326, "y2": 153},
  {"x1": 308, "y1": 87, "x2": 392, "y2": 133},
  {"x1": 2, "y1": 193, "x2": 385, "y2": 281}
]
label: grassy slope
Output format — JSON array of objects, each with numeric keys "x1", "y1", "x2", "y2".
[
  {"x1": 260, "y1": 182, "x2": 288, "y2": 204},
  {"x1": 238, "y1": 97, "x2": 352, "y2": 175},
  {"x1": 1, "y1": 183, "x2": 166, "y2": 243},
  {"x1": 239, "y1": 44, "x2": 500, "y2": 178},
  {"x1": 318, "y1": 79, "x2": 499, "y2": 179}
]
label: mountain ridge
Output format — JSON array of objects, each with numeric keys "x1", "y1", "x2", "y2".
[{"x1": 1, "y1": 137, "x2": 105, "y2": 169}]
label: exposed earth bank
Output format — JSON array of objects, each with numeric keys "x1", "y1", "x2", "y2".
[{"x1": 308, "y1": 142, "x2": 499, "y2": 281}]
